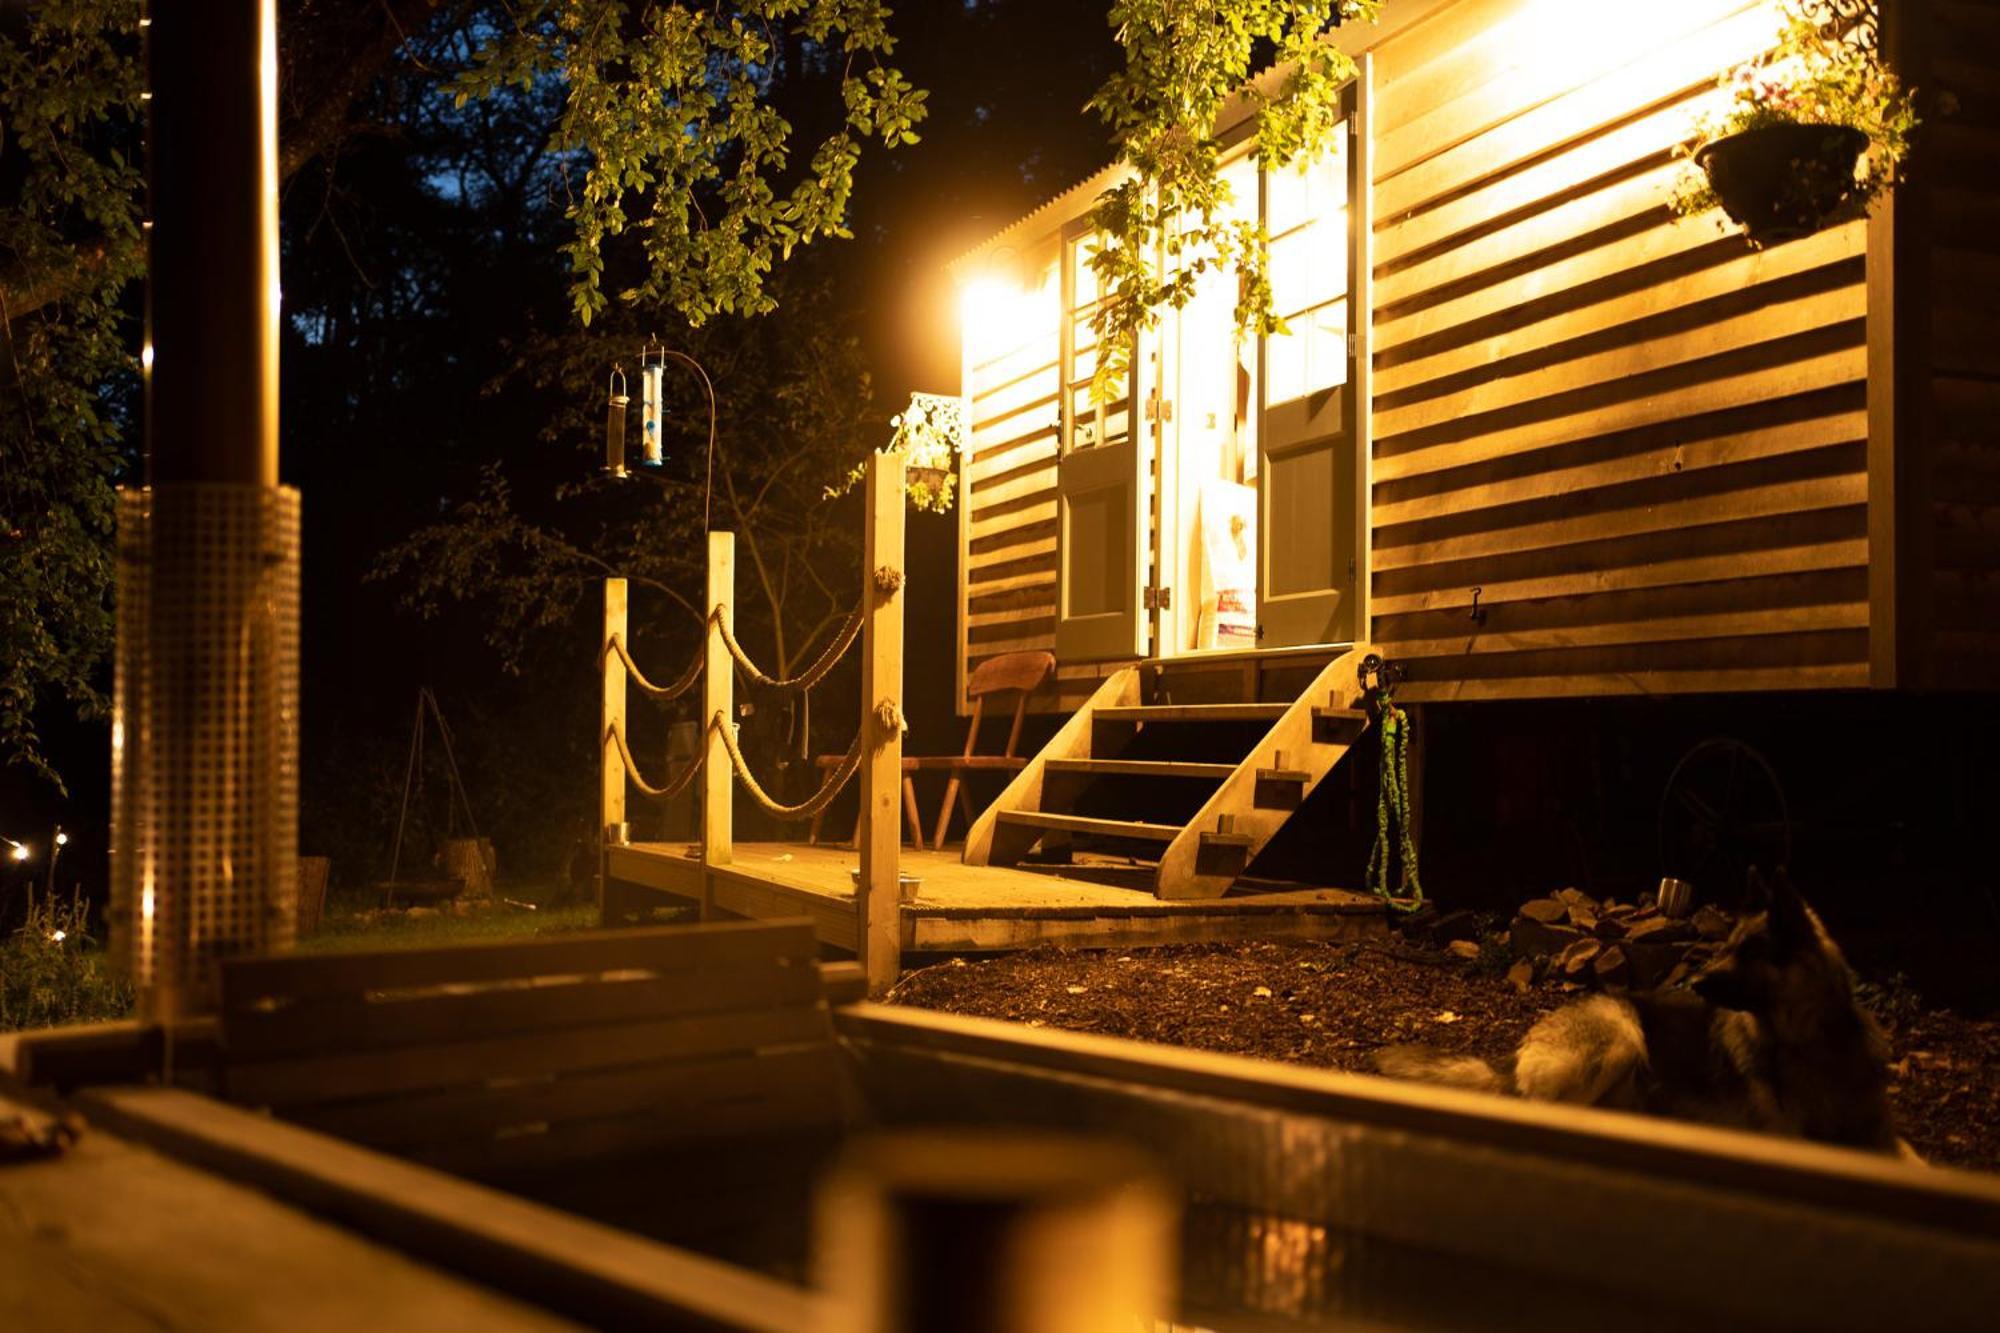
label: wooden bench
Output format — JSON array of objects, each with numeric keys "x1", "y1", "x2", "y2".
[{"x1": 218, "y1": 919, "x2": 858, "y2": 1181}]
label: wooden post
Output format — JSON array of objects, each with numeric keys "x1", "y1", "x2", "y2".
[
  {"x1": 815, "y1": 1130, "x2": 1175, "y2": 1333},
  {"x1": 599, "y1": 579, "x2": 628, "y2": 923},
  {"x1": 858, "y1": 453, "x2": 905, "y2": 996},
  {"x1": 702, "y1": 532, "x2": 735, "y2": 917}
]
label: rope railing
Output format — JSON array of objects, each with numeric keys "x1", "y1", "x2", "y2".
[
  {"x1": 602, "y1": 598, "x2": 863, "y2": 704},
  {"x1": 607, "y1": 709, "x2": 867, "y2": 821},
  {"x1": 602, "y1": 632, "x2": 704, "y2": 701},
  {"x1": 605, "y1": 718, "x2": 706, "y2": 803},
  {"x1": 715, "y1": 709, "x2": 864, "y2": 821},
  {"x1": 713, "y1": 600, "x2": 863, "y2": 692}
]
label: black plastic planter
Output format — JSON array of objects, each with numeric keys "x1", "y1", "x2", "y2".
[{"x1": 1695, "y1": 122, "x2": 1869, "y2": 245}]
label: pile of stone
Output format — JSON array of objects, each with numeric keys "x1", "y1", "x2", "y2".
[{"x1": 1509, "y1": 886, "x2": 1737, "y2": 992}]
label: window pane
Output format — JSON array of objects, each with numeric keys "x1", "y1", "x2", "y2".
[
  {"x1": 1269, "y1": 230, "x2": 1310, "y2": 317},
  {"x1": 1072, "y1": 341, "x2": 1098, "y2": 383},
  {"x1": 1306, "y1": 299, "x2": 1348, "y2": 392},
  {"x1": 1266, "y1": 323, "x2": 1307, "y2": 405},
  {"x1": 1304, "y1": 214, "x2": 1347, "y2": 309},
  {"x1": 1070, "y1": 237, "x2": 1100, "y2": 307},
  {"x1": 1267, "y1": 158, "x2": 1311, "y2": 236}
]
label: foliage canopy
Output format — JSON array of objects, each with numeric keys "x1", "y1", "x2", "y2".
[{"x1": 452, "y1": 0, "x2": 926, "y2": 327}]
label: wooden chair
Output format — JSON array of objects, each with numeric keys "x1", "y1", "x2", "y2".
[
  {"x1": 807, "y1": 650, "x2": 1055, "y2": 852},
  {"x1": 915, "y1": 649, "x2": 1056, "y2": 848}
]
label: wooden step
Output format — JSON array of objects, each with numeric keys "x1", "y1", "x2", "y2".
[
  {"x1": 1045, "y1": 759, "x2": 1236, "y2": 780},
  {"x1": 994, "y1": 811, "x2": 1179, "y2": 843},
  {"x1": 1312, "y1": 706, "x2": 1369, "y2": 742},
  {"x1": 1096, "y1": 703, "x2": 1288, "y2": 725}
]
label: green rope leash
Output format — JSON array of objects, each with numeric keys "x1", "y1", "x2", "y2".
[{"x1": 1365, "y1": 691, "x2": 1425, "y2": 913}]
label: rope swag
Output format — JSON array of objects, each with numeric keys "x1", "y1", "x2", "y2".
[
  {"x1": 715, "y1": 710, "x2": 863, "y2": 820},
  {"x1": 602, "y1": 632, "x2": 703, "y2": 700},
  {"x1": 713, "y1": 601, "x2": 864, "y2": 692}
]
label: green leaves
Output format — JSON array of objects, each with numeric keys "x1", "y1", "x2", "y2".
[
  {"x1": 1083, "y1": 0, "x2": 1374, "y2": 394},
  {"x1": 0, "y1": 0, "x2": 144, "y2": 792},
  {"x1": 451, "y1": 1, "x2": 926, "y2": 328}
]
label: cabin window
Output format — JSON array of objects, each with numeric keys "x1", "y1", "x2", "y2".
[
  {"x1": 1263, "y1": 136, "x2": 1350, "y2": 406},
  {"x1": 1061, "y1": 231, "x2": 1131, "y2": 454}
]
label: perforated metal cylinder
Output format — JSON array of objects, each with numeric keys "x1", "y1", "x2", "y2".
[{"x1": 111, "y1": 483, "x2": 300, "y2": 1020}]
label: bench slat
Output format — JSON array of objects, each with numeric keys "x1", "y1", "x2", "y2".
[
  {"x1": 225, "y1": 957, "x2": 823, "y2": 1060},
  {"x1": 292, "y1": 1045, "x2": 842, "y2": 1152},
  {"x1": 228, "y1": 1003, "x2": 829, "y2": 1109},
  {"x1": 412, "y1": 1086, "x2": 844, "y2": 1179},
  {"x1": 223, "y1": 919, "x2": 819, "y2": 1006}
]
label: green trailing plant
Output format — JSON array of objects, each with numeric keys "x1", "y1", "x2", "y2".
[
  {"x1": 0, "y1": 889, "x2": 132, "y2": 1032},
  {"x1": 1365, "y1": 692, "x2": 1423, "y2": 913},
  {"x1": 1671, "y1": 0, "x2": 1918, "y2": 223},
  {"x1": 1082, "y1": 0, "x2": 1378, "y2": 397}
]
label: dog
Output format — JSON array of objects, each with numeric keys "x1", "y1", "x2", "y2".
[{"x1": 1373, "y1": 869, "x2": 1907, "y2": 1155}]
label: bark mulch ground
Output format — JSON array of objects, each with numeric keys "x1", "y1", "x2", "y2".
[{"x1": 888, "y1": 939, "x2": 2000, "y2": 1173}]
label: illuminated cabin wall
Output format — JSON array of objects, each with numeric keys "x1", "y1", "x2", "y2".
[
  {"x1": 956, "y1": 0, "x2": 1965, "y2": 712},
  {"x1": 957, "y1": 233, "x2": 1070, "y2": 708},
  {"x1": 1369, "y1": 0, "x2": 1873, "y2": 700}
]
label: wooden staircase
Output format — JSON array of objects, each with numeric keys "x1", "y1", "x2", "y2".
[{"x1": 963, "y1": 645, "x2": 1378, "y2": 900}]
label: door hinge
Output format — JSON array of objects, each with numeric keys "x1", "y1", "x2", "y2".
[
  {"x1": 1347, "y1": 333, "x2": 1358, "y2": 359},
  {"x1": 1144, "y1": 585, "x2": 1173, "y2": 611},
  {"x1": 1144, "y1": 391, "x2": 1173, "y2": 423}
]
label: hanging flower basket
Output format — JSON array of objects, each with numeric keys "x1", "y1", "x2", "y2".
[
  {"x1": 827, "y1": 392, "x2": 967, "y2": 514},
  {"x1": 1668, "y1": 2, "x2": 1917, "y2": 247},
  {"x1": 1694, "y1": 122, "x2": 1868, "y2": 245}
]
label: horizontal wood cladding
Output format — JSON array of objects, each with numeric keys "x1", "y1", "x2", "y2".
[
  {"x1": 962, "y1": 317, "x2": 1061, "y2": 706},
  {"x1": 1369, "y1": 0, "x2": 1872, "y2": 700}
]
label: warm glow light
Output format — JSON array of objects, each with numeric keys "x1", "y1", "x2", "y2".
[
  {"x1": 50, "y1": 930, "x2": 66, "y2": 944},
  {"x1": 141, "y1": 342, "x2": 155, "y2": 371},
  {"x1": 54, "y1": 831, "x2": 68, "y2": 847},
  {"x1": 959, "y1": 274, "x2": 1044, "y2": 362},
  {"x1": 8, "y1": 843, "x2": 27, "y2": 862}
]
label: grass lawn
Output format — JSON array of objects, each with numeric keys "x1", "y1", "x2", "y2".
[{"x1": 301, "y1": 879, "x2": 612, "y2": 953}]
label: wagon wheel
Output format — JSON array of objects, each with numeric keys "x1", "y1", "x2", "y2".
[{"x1": 1657, "y1": 737, "x2": 1792, "y2": 904}]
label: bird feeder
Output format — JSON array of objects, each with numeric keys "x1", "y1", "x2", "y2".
[
  {"x1": 639, "y1": 338, "x2": 667, "y2": 469},
  {"x1": 605, "y1": 367, "x2": 629, "y2": 478}
]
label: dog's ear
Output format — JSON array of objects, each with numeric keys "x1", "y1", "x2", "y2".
[
  {"x1": 1744, "y1": 865, "x2": 1773, "y2": 914},
  {"x1": 1764, "y1": 866, "x2": 1813, "y2": 947}
]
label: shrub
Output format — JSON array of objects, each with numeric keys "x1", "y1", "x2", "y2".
[{"x1": 0, "y1": 890, "x2": 132, "y2": 1032}]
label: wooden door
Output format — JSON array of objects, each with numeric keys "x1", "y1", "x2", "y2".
[
  {"x1": 1055, "y1": 226, "x2": 1150, "y2": 662},
  {"x1": 1258, "y1": 95, "x2": 1361, "y2": 649}
]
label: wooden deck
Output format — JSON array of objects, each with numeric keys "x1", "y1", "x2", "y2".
[
  {"x1": 0, "y1": 1089, "x2": 573, "y2": 1331},
  {"x1": 605, "y1": 841, "x2": 1387, "y2": 954}
]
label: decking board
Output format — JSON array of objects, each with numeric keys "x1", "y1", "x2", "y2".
[{"x1": 606, "y1": 842, "x2": 1386, "y2": 955}]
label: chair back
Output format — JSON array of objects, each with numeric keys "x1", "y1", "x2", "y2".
[{"x1": 963, "y1": 650, "x2": 1056, "y2": 759}]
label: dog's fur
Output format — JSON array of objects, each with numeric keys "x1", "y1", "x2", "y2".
[{"x1": 1373, "y1": 869, "x2": 1905, "y2": 1154}]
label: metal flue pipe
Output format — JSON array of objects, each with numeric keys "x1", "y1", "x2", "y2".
[{"x1": 114, "y1": 0, "x2": 299, "y2": 1021}]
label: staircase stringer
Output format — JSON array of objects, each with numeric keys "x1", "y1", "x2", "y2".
[
  {"x1": 962, "y1": 667, "x2": 1142, "y2": 867},
  {"x1": 1153, "y1": 644, "x2": 1378, "y2": 900}
]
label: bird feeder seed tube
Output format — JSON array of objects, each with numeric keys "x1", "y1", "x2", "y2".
[{"x1": 605, "y1": 367, "x2": 629, "y2": 478}]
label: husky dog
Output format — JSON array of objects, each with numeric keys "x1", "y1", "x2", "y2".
[{"x1": 1374, "y1": 869, "x2": 1905, "y2": 1154}]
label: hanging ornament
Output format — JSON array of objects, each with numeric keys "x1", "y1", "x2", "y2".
[
  {"x1": 639, "y1": 337, "x2": 666, "y2": 468},
  {"x1": 605, "y1": 366, "x2": 629, "y2": 478}
]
